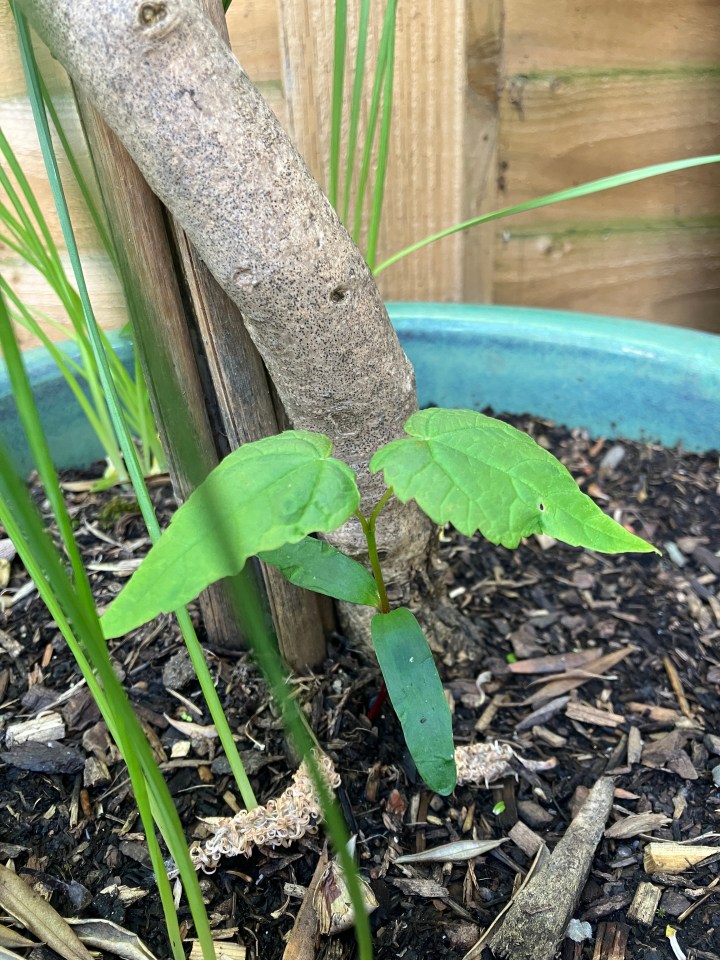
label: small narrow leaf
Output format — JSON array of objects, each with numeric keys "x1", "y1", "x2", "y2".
[
  {"x1": 101, "y1": 432, "x2": 360, "y2": 637},
  {"x1": 371, "y1": 608, "x2": 456, "y2": 795},
  {"x1": 259, "y1": 537, "x2": 380, "y2": 607},
  {"x1": 371, "y1": 409, "x2": 658, "y2": 554}
]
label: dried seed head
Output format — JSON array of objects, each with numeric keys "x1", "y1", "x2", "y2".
[
  {"x1": 182, "y1": 751, "x2": 341, "y2": 875},
  {"x1": 454, "y1": 741, "x2": 516, "y2": 787}
]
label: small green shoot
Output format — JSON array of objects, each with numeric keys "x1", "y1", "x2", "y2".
[
  {"x1": 492, "y1": 801, "x2": 506, "y2": 816},
  {"x1": 99, "y1": 408, "x2": 657, "y2": 795}
]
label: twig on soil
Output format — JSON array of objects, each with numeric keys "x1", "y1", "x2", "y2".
[
  {"x1": 663, "y1": 655, "x2": 693, "y2": 719},
  {"x1": 483, "y1": 777, "x2": 615, "y2": 960},
  {"x1": 282, "y1": 849, "x2": 329, "y2": 960}
]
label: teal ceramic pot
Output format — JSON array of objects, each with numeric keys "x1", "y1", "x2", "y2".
[
  {"x1": 2, "y1": 306, "x2": 718, "y2": 474},
  {"x1": 389, "y1": 304, "x2": 719, "y2": 453}
]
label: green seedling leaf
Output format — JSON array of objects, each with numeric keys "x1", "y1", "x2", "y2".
[
  {"x1": 101, "y1": 432, "x2": 360, "y2": 637},
  {"x1": 259, "y1": 537, "x2": 380, "y2": 607},
  {"x1": 371, "y1": 409, "x2": 658, "y2": 554},
  {"x1": 371, "y1": 608, "x2": 456, "y2": 795}
]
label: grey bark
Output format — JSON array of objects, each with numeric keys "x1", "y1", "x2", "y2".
[{"x1": 19, "y1": 0, "x2": 437, "y2": 628}]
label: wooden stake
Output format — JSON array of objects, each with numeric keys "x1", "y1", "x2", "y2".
[{"x1": 72, "y1": 1, "x2": 326, "y2": 669}]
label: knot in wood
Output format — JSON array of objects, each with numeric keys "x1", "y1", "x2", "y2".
[{"x1": 138, "y1": 2, "x2": 167, "y2": 27}]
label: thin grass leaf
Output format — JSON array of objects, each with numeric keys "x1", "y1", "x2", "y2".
[
  {"x1": 1, "y1": 130, "x2": 124, "y2": 473},
  {"x1": 374, "y1": 154, "x2": 720, "y2": 274},
  {"x1": 365, "y1": 0, "x2": 397, "y2": 269},
  {"x1": 1, "y1": 59, "x2": 162, "y2": 475},
  {"x1": 0, "y1": 127, "x2": 62, "y2": 265},
  {"x1": 16, "y1": 4, "x2": 249, "y2": 839},
  {"x1": 0, "y1": 281, "x2": 118, "y2": 449},
  {"x1": 351, "y1": 0, "x2": 398, "y2": 247},
  {"x1": 340, "y1": 0, "x2": 370, "y2": 224},
  {"x1": 39, "y1": 74, "x2": 115, "y2": 261},
  {"x1": 329, "y1": 0, "x2": 347, "y2": 209},
  {"x1": 231, "y1": 564, "x2": 373, "y2": 960},
  {"x1": 0, "y1": 289, "x2": 190, "y2": 959}
]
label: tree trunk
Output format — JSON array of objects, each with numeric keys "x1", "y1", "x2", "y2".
[{"x1": 19, "y1": 0, "x2": 464, "y2": 649}]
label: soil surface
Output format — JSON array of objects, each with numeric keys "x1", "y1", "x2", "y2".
[{"x1": 0, "y1": 413, "x2": 719, "y2": 960}]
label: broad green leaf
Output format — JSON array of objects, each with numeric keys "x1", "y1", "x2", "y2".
[
  {"x1": 259, "y1": 537, "x2": 380, "y2": 607},
  {"x1": 371, "y1": 608, "x2": 456, "y2": 795},
  {"x1": 371, "y1": 409, "x2": 658, "y2": 554},
  {"x1": 101, "y1": 432, "x2": 360, "y2": 637}
]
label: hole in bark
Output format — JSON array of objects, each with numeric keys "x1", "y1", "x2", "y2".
[
  {"x1": 329, "y1": 285, "x2": 349, "y2": 303},
  {"x1": 138, "y1": 2, "x2": 167, "y2": 26}
]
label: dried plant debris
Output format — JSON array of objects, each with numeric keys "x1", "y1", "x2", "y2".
[
  {"x1": 313, "y1": 842, "x2": 378, "y2": 936},
  {"x1": 66, "y1": 918, "x2": 159, "y2": 960},
  {"x1": 643, "y1": 841, "x2": 720, "y2": 874},
  {"x1": 605, "y1": 811, "x2": 673, "y2": 839},
  {"x1": 0, "y1": 862, "x2": 94, "y2": 960},
  {"x1": 184, "y1": 752, "x2": 341, "y2": 874},
  {"x1": 454, "y1": 741, "x2": 557, "y2": 786}
]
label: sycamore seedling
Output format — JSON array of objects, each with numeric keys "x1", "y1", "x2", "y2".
[{"x1": 100, "y1": 408, "x2": 657, "y2": 795}]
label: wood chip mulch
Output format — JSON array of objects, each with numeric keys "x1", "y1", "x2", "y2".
[{"x1": 0, "y1": 412, "x2": 718, "y2": 960}]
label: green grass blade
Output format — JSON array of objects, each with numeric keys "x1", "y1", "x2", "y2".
[
  {"x1": 1, "y1": 127, "x2": 124, "y2": 472},
  {"x1": 13, "y1": 10, "x2": 219, "y2": 955},
  {"x1": 351, "y1": 0, "x2": 397, "y2": 246},
  {"x1": 0, "y1": 126, "x2": 63, "y2": 266},
  {"x1": 340, "y1": 0, "x2": 370, "y2": 224},
  {"x1": 0, "y1": 281, "x2": 118, "y2": 449},
  {"x1": 365, "y1": 0, "x2": 398, "y2": 269},
  {"x1": 39, "y1": 73, "x2": 116, "y2": 261},
  {"x1": 230, "y1": 560, "x2": 374, "y2": 960},
  {"x1": 373, "y1": 154, "x2": 720, "y2": 274},
  {"x1": 329, "y1": 0, "x2": 347, "y2": 208}
]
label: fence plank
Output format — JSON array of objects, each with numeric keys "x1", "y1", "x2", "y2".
[
  {"x1": 494, "y1": 226, "x2": 720, "y2": 332},
  {"x1": 278, "y1": 0, "x2": 469, "y2": 301},
  {"x1": 503, "y1": 0, "x2": 720, "y2": 73},
  {"x1": 495, "y1": 73, "x2": 720, "y2": 224},
  {"x1": 463, "y1": 0, "x2": 503, "y2": 302},
  {"x1": 226, "y1": 0, "x2": 281, "y2": 82}
]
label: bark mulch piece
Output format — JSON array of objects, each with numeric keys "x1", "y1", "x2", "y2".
[{"x1": 0, "y1": 413, "x2": 718, "y2": 960}]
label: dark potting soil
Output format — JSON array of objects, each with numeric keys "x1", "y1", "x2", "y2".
[{"x1": 0, "y1": 413, "x2": 718, "y2": 960}]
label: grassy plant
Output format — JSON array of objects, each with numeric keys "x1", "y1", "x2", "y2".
[
  {"x1": 0, "y1": 288, "x2": 207, "y2": 960},
  {"x1": 8, "y1": 9, "x2": 374, "y2": 957},
  {"x1": 0, "y1": 90, "x2": 164, "y2": 483}
]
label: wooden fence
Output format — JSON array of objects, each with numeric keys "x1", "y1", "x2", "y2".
[{"x1": 1, "y1": 0, "x2": 719, "y2": 351}]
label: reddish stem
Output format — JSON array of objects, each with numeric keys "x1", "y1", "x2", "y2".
[{"x1": 366, "y1": 681, "x2": 388, "y2": 722}]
